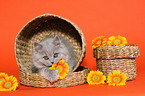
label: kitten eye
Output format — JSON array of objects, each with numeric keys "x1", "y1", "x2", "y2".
[
  {"x1": 43, "y1": 56, "x2": 49, "y2": 60},
  {"x1": 54, "y1": 53, "x2": 58, "y2": 58}
]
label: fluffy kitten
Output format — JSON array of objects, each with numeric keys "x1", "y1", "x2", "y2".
[{"x1": 32, "y1": 35, "x2": 77, "y2": 83}]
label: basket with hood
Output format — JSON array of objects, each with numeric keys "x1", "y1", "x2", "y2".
[{"x1": 15, "y1": 14, "x2": 90, "y2": 88}]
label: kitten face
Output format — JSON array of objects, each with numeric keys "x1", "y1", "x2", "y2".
[
  {"x1": 32, "y1": 35, "x2": 77, "y2": 82},
  {"x1": 32, "y1": 36, "x2": 64, "y2": 68}
]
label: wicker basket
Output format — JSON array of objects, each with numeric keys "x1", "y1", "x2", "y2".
[
  {"x1": 93, "y1": 45, "x2": 140, "y2": 81},
  {"x1": 19, "y1": 66, "x2": 89, "y2": 88},
  {"x1": 15, "y1": 14, "x2": 90, "y2": 87}
]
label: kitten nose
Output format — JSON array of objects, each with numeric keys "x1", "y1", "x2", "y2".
[{"x1": 51, "y1": 62, "x2": 54, "y2": 64}]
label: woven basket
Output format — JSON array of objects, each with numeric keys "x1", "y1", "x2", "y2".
[
  {"x1": 93, "y1": 45, "x2": 140, "y2": 81},
  {"x1": 15, "y1": 14, "x2": 90, "y2": 87},
  {"x1": 19, "y1": 66, "x2": 89, "y2": 88}
]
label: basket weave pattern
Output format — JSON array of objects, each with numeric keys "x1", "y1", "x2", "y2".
[
  {"x1": 97, "y1": 59, "x2": 136, "y2": 80},
  {"x1": 16, "y1": 31, "x2": 82, "y2": 72},
  {"x1": 93, "y1": 45, "x2": 140, "y2": 81},
  {"x1": 15, "y1": 14, "x2": 89, "y2": 87},
  {"x1": 93, "y1": 45, "x2": 140, "y2": 60},
  {"x1": 19, "y1": 67, "x2": 90, "y2": 88}
]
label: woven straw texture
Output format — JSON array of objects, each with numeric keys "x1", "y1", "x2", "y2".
[
  {"x1": 93, "y1": 45, "x2": 140, "y2": 59},
  {"x1": 19, "y1": 66, "x2": 90, "y2": 88},
  {"x1": 15, "y1": 14, "x2": 88, "y2": 87},
  {"x1": 93, "y1": 45, "x2": 140, "y2": 81},
  {"x1": 97, "y1": 59, "x2": 136, "y2": 81}
]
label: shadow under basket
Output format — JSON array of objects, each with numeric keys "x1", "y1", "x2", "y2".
[
  {"x1": 93, "y1": 45, "x2": 140, "y2": 81},
  {"x1": 15, "y1": 14, "x2": 90, "y2": 87}
]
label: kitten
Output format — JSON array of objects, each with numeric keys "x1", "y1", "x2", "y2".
[{"x1": 32, "y1": 35, "x2": 77, "y2": 83}]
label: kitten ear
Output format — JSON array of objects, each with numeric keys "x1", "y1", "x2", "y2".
[
  {"x1": 53, "y1": 35, "x2": 61, "y2": 46},
  {"x1": 34, "y1": 41, "x2": 43, "y2": 52}
]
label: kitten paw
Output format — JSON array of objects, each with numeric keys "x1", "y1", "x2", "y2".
[{"x1": 39, "y1": 68, "x2": 59, "y2": 83}]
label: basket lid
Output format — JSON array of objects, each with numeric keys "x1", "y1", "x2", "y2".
[
  {"x1": 93, "y1": 45, "x2": 140, "y2": 59},
  {"x1": 15, "y1": 14, "x2": 86, "y2": 72}
]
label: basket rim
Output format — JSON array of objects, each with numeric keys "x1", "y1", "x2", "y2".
[
  {"x1": 19, "y1": 66, "x2": 90, "y2": 88},
  {"x1": 93, "y1": 45, "x2": 139, "y2": 49},
  {"x1": 93, "y1": 45, "x2": 140, "y2": 59},
  {"x1": 15, "y1": 14, "x2": 86, "y2": 72}
]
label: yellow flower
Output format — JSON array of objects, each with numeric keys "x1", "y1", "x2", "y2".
[
  {"x1": 49, "y1": 59, "x2": 69, "y2": 79},
  {"x1": 0, "y1": 73, "x2": 8, "y2": 82},
  {"x1": 0, "y1": 75, "x2": 18, "y2": 91},
  {"x1": 92, "y1": 36, "x2": 107, "y2": 49},
  {"x1": 107, "y1": 70, "x2": 127, "y2": 86},
  {"x1": 87, "y1": 70, "x2": 106, "y2": 85},
  {"x1": 108, "y1": 35, "x2": 127, "y2": 46}
]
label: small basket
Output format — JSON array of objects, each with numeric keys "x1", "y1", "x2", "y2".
[
  {"x1": 15, "y1": 14, "x2": 90, "y2": 87},
  {"x1": 93, "y1": 45, "x2": 140, "y2": 81}
]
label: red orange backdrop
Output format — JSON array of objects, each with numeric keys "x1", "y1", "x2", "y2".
[{"x1": 0, "y1": 0, "x2": 145, "y2": 96}]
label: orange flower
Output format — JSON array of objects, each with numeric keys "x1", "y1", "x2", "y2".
[
  {"x1": 0, "y1": 75, "x2": 18, "y2": 91},
  {"x1": 92, "y1": 36, "x2": 107, "y2": 49},
  {"x1": 49, "y1": 59, "x2": 69, "y2": 79},
  {"x1": 107, "y1": 70, "x2": 127, "y2": 86},
  {"x1": 87, "y1": 70, "x2": 106, "y2": 85}
]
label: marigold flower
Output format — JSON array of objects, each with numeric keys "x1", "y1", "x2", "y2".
[
  {"x1": 108, "y1": 35, "x2": 127, "y2": 46},
  {"x1": 49, "y1": 59, "x2": 69, "y2": 79},
  {"x1": 92, "y1": 36, "x2": 107, "y2": 49},
  {"x1": 0, "y1": 75, "x2": 18, "y2": 91},
  {"x1": 0, "y1": 73, "x2": 8, "y2": 82},
  {"x1": 87, "y1": 70, "x2": 106, "y2": 85},
  {"x1": 107, "y1": 70, "x2": 127, "y2": 86}
]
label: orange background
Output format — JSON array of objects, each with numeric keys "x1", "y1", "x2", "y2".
[{"x1": 0, "y1": 0, "x2": 145, "y2": 96}]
